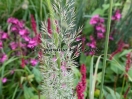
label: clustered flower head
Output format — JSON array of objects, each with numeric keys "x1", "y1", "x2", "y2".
[
  {"x1": 90, "y1": 15, "x2": 105, "y2": 39},
  {"x1": 76, "y1": 64, "x2": 87, "y2": 99},
  {"x1": 0, "y1": 16, "x2": 39, "y2": 67},
  {"x1": 87, "y1": 10, "x2": 122, "y2": 56},
  {"x1": 7, "y1": 17, "x2": 40, "y2": 49},
  {"x1": 83, "y1": 15, "x2": 106, "y2": 55}
]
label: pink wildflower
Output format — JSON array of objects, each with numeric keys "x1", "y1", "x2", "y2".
[
  {"x1": 2, "y1": 78, "x2": 7, "y2": 83},
  {"x1": 19, "y1": 29, "x2": 29, "y2": 36},
  {"x1": 90, "y1": 15, "x2": 100, "y2": 25},
  {"x1": 7, "y1": 17, "x2": 24, "y2": 28},
  {"x1": 22, "y1": 35, "x2": 31, "y2": 42},
  {"x1": 88, "y1": 51, "x2": 96, "y2": 56},
  {"x1": 18, "y1": 21, "x2": 25, "y2": 28},
  {"x1": 99, "y1": 18, "x2": 105, "y2": 23},
  {"x1": 11, "y1": 25, "x2": 18, "y2": 32},
  {"x1": 96, "y1": 24, "x2": 106, "y2": 33},
  {"x1": 1, "y1": 32, "x2": 9, "y2": 40},
  {"x1": 97, "y1": 33, "x2": 104, "y2": 39},
  {"x1": 109, "y1": 35, "x2": 114, "y2": 40},
  {"x1": 89, "y1": 35, "x2": 94, "y2": 41},
  {"x1": 30, "y1": 59, "x2": 38, "y2": 66},
  {"x1": 7, "y1": 17, "x2": 19, "y2": 24},
  {"x1": 0, "y1": 54, "x2": 8, "y2": 63},
  {"x1": 112, "y1": 10, "x2": 121, "y2": 21},
  {"x1": 27, "y1": 38, "x2": 38, "y2": 48},
  {"x1": 10, "y1": 42, "x2": 18, "y2": 50},
  {"x1": 86, "y1": 40, "x2": 96, "y2": 48},
  {"x1": 19, "y1": 42, "x2": 26, "y2": 48}
]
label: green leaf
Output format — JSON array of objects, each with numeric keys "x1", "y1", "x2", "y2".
[
  {"x1": 83, "y1": 19, "x2": 93, "y2": 34},
  {"x1": 89, "y1": 56, "x2": 94, "y2": 99},
  {"x1": 71, "y1": 66, "x2": 81, "y2": 78},
  {"x1": 86, "y1": 55, "x2": 92, "y2": 68},
  {"x1": 128, "y1": 67, "x2": 132, "y2": 82},
  {"x1": 92, "y1": 8, "x2": 104, "y2": 16},
  {"x1": 105, "y1": 87, "x2": 120, "y2": 99},
  {"x1": 102, "y1": 4, "x2": 109, "y2": 11},
  {"x1": 119, "y1": 49, "x2": 132, "y2": 57},
  {"x1": 24, "y1": 85, "x2": 34, "y2": 99},
  {"x1": 79, "y1": 53, "x2": 87, "y2": 64},
  {"x1": 90, "y1": 55, "x2": 101, "y2": 99},
  {"x1": 32, "y1": 67, "x2": 42, "y2": 83},
  {"x1": 96, "y1": 72, "x2": 102, "y2": 83},
  {"x1": 2, "y1": 57, "x2": 19, "y2": 67},
  {"x1": 109, "y1": 56, "x2": 125, "y2": 72},
  {"x1": 102, "y1": 3, "x2": 121, "y2": 12}
]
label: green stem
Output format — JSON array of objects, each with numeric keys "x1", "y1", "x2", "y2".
[
  {"x1": 40, "y1": 0, "x2": 42, "y2": 20},
  {"x1": 99, "y1": 0, "x2": 113, "y2": 99},
  {"x1": 120, "y1": 76, "x2": 125, "y2": 98}
]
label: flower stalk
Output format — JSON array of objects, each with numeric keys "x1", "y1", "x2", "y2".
[{"x1": 99, "y1": 0, "x2": 113, "y2": 99}]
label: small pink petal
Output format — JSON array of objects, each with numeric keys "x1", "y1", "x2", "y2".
[
  {"x1": 10, "y1": 42, "x2": 18, "y2": 50},
  {"x1": 1, "y1": 33, "x2": 8, "y2": 39},
  {"x1": 0, "y1": 54, "x2": 8, "y2": 63},
  {"x1": 30, "y1": 59, "x2": 38, "y2": 66},
  {"x1": 2, "y1": 78, "x2": 7, "y2": 83}
]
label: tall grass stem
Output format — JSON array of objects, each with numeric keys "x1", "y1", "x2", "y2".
[{"x1": 99, "y1": 0, "x2": 113, "y2": 99}]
